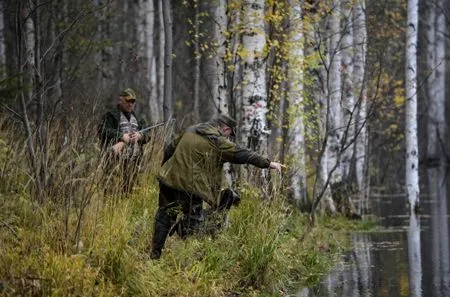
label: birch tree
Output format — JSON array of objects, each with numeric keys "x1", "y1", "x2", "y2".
[
  {"x1": 287, "y1": 1, "x2": 307, "y2": 206},
  {"x1": 311, "y1": 1, "x2": 342, "y2": 218},
  {"x1": 306, "y1": 3, "x2": 337, "y2": 219},
  {"x1": 325, "y1": 0, "x2": 343, "y2": 187},
  {"x1": 211, "y1": 0, "x2": 228, "y2": 115},
  {"x1": 340, "y1": 0, "x2": 355, "y2": 183},
  {"x1": 209, "y1": 0, "x2": 234, "y2": 185},
  {"x1": 353, "y1": 0, "x2": 368, "y2": 205},
  {"x1": 136, "y1": 0, "x2": 160, "y2": 121},
  {"x1": 405, "y1": 0, "x2": 419, "y2": 214},
  {"x1": 240, "y1": 0, "x2": 269, "y2": 155}
]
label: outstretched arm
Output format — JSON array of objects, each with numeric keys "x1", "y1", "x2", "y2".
[{"x1": 216, "y1": 138, "x2": 285, "y2": 171}]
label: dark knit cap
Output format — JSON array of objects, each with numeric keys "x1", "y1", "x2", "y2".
[{"x1": 216, "y1": 114, "x2": 237, "y2": 136}]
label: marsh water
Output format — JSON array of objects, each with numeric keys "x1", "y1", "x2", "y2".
[{"x1": 300, "y1": 170, "x2": 450, "y2": 297}]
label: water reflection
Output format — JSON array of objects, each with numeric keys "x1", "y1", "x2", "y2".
[
  {"x1": 427, "y1": 167, "x2": 450, "y2": 296},
  {"x1": 408, "y1": 213, "x2": 422, "y2": 297},
  {"x1": 298, "y1": 168, "x2": 450, "y2": 297}
]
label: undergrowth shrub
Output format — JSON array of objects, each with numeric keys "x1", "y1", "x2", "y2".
[{"x1": 0, "y1": 118, "x2": 361, "y2": 296}]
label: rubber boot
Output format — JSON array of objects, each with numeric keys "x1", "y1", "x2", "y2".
[{"x1": 150, "y1": 209, "x2": 172, "y2": 259}]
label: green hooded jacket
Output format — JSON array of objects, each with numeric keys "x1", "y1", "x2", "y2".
[{"x1": 158, "y1": 122, "x2": 270, "y2": 207}]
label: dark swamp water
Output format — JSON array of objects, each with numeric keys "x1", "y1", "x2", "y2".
[{"x1": 299, "y1": 171, "x2": 450, "y2": 297}]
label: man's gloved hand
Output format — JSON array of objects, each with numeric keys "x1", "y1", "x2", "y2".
[{"x1": 218, "y1": 188, "x2": 241, "y2": 211}]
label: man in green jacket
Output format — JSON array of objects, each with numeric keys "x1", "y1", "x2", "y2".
[
  {"x1": 98, "y1": 88, "x2": 150, "y2": 197},
  {"x1": 150, "y1": 114, "x2": 283, "y2": 259}
]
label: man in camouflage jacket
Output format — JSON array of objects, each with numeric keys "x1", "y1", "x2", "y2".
[
  {"x1": 98, "y1": 88, "x2": 150, "y2": 197},
  {"x1": 150, "y1": 114, "x2": 283, "y2": 259}
]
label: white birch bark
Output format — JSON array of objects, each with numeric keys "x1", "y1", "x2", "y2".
[
  {"x1": 319, "y1": 148, "x2": 337, "y2": 214},
  {"x1": 230, "y1": 3, "x2": 243, "y2": 131},
  {"x1": 312, "y1": 36, "x2": 334, "y2": 216},
  {"x1": 137, "y1": 0, "x2": 160, "y2": 121},
  {"x1": 209, "y1": 0, "x2": 233, "y2": 186},
  {"x1": 313, "y1": 0, "x2": 341, "y2": 215},
  {"x1": 241, "y1": 0, "x2": 269, "y2": 155},
  {"x1": 287, "y1": 2, "x2": 307, "y2": 204},
  {"x1": 25, "y1": 8, "x2": 35, "y2": 75},
  {"x1": 214, "y1": 0, "x2": 228, "y2": 115},
  {"x1": 353, "y1": 0, "x2": 368, "y2": 205},
  {"x1": 137, "y1": 0, "x2": 159, "y2": 121},
  {"x1": 326, "y1": 1, "x2": 343, "y2": 185},
  {"x1": 340, "y1": 1, "x2": 355, "y2": 182},
  {"x1": 405, "y1": 0, "x2": 420, "y2": 213}
]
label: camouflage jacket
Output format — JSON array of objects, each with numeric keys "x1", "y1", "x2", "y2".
[
  {"x1": 97, "y1": 105, "x2": 150, "y2": 150},
  {"x1": 158, "y1": 122, "x2": 270, "y2": 207}
]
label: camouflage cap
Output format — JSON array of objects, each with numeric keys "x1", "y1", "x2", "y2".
[
  {"x1": 216, "y1": 114, "x2": 237, "y2": 136},
  {"x1": 120, "y1": 88, "x2": 137, "y2": 101}
]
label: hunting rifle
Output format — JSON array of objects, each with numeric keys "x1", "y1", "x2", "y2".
[{"x1": 136, "y1": 119, "x2": 173, "y2": 134}]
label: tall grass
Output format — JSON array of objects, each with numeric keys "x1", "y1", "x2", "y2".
[{"x1": 0, "y1": 117, "x2": 357, "y2": 296}]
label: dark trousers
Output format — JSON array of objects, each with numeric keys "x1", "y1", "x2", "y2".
[{"x1": 151, "y1": 182, "x2": 203, "y2": 259}]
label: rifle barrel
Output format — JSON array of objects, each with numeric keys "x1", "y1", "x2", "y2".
[{"x1": 138, "y1": 121, "x2": 168, "y2": 133}]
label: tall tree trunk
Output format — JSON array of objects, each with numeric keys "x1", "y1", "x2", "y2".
[
  {"x1": 241, "y1": 0, "x2": 269, "y2": 155},
  {"x1": 426, "y1": 2, "x2": 448, "y2": 289},
  {"x1": 405, "y1": 0, "x2": 419, "y2": 214},
  {"x1": 353, "y1": 0, "x2": 368, "y2": 207},
  {"x1": 340, "y1": 0, "x2": 355, "y2": 183},
  {"x1": 33, "y1": 0, "x2": 48, "y2": 203},
  {"x1": 425, "y1": 0, "x2": 446, "y2": 164},
  {"x1": 326, "y1": 0, "x2": 343, "y2": 186},
  {"x1": 287, "y1": 1, "x2": 307, "y2": 206},
  {"x1": 156, "y1": 0, "x2": 165, "y2": 120},
  {"x1": 204, "y1": 0, "x2": 233, "y2": 185},
  {"x1": 137, "y1": 0, "x2": 159, "y2": 121},
  {"x1": 162, "y1": 0, "x2": 173, "y2": 121},
  {"x1": 214, "y1": 0, "x2": 228, "y2": 115},
  {"x1": 17, "y1": 0, "x2": 42, "y2": 202}
]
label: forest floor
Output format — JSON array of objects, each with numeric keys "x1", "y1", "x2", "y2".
[{"x1": 0, "y1": 172, "x2": 374, "y2": 297}]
